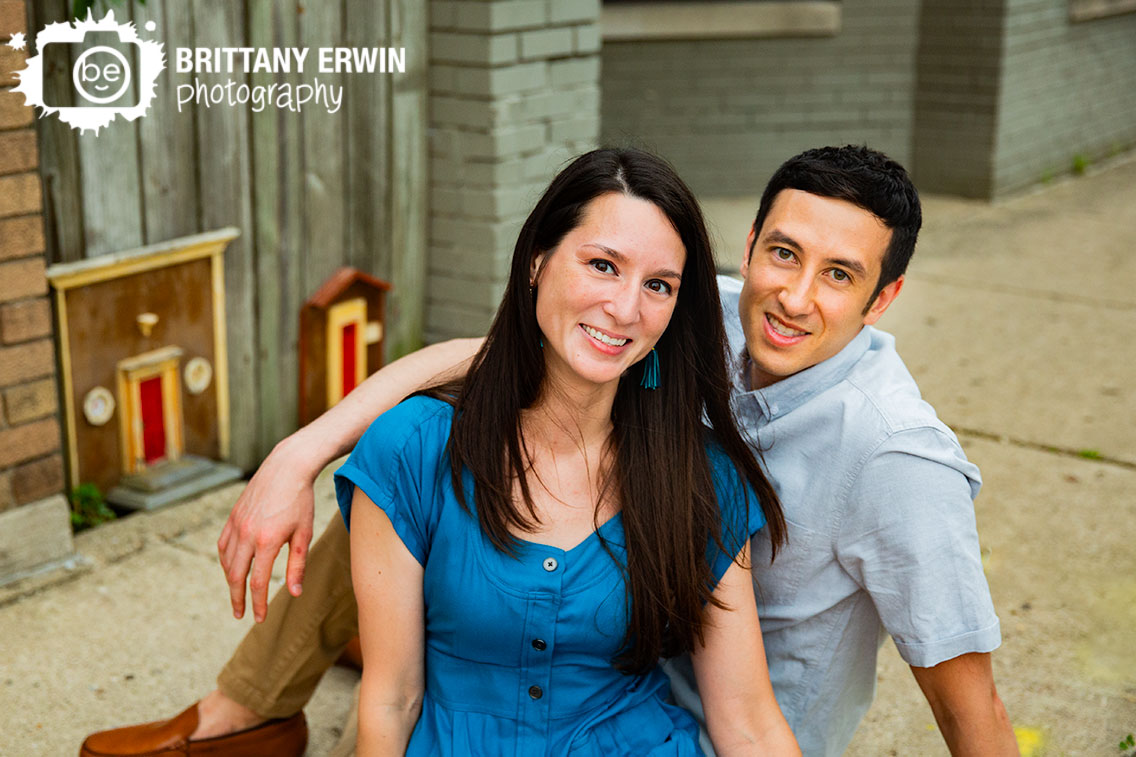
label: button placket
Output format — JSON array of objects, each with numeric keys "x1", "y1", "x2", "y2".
[{"x1": 522, "y1": 550, "x2": 562, "y2": 730}]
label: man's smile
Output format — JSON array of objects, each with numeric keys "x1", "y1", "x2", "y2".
[{"x1": 763, "y1": 312, "x2": 810, "y2": 346}]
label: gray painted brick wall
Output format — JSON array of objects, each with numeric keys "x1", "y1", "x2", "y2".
[
  {"x1": 427, "y1": 0, "x2": 601, "y2": 342},
  {"x1": 599, "y1": 0, "x2": 920, "y2": 198},
  {"x1": 992, "y1": 0, "x2": 1136, "y2": 196},
  {"x1": 912, "y1": 0, "x2": 1006, "y2": 199}
]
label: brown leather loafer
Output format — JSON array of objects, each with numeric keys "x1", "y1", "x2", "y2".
[{"x1": 79, "y1": 703, "x2": 307, "y2": 756}]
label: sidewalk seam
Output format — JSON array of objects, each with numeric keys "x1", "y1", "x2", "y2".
[{"x1": 954, "y1": 426, "x2": 1136, "y2": 471}]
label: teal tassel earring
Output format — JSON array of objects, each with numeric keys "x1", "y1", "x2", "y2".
[{"x1": 640, "y1": 348, "x2": 660, "y2": 390}]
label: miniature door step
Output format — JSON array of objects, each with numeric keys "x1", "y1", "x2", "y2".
[{"x1": 108, "y1": 455, "x2": 242, "y2": 511}]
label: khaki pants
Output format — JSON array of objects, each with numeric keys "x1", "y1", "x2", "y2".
[{"x1": 216, "y1": 515, "x2": 358, "y2": 719}]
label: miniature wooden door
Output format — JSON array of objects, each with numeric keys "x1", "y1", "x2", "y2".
[
  {"x1": 139, "y1": 375, "x2": 166, "y2": 462},
  {"x1": 117, "y1": 346, "x2": 185, "y2": 473},
  {"x1": 326, "y1": 298, "x2": 368, "y2": 406}
]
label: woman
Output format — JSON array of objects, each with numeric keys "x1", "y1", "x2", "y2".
[{"x1": 335, "y1": 148, "x2": 799, "y2": 755}]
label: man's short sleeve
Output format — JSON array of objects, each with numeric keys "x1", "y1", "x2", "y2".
[
  {"x1": 334, "y1": 396, "x2": 452, "y2": 566},
  {"x1": 835, "y1": 426, "x2": 1001, "y2": 667}
]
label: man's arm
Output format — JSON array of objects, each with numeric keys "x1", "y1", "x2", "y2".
[
  {"x1": 834, "y1": 427, "x2": 1012, "y2": 755},
  {"x1": 217, "y1": 337, "x2": 483, "y2": 622},
  {"x1": 910, "y1": 653, "x2": 1018, "y2": 756}
]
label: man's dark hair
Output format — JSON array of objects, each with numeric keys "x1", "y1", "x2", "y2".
[{"x1": 751, "y1": 145, "x2": 922, "y2": 304}]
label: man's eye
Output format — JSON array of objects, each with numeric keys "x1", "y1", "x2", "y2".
[
  {"x1": 774, "y1": 247, "x2": 794, "y2": 261},
  {"x1": 831, "y1": 269, "x2": 850, "y2": 282},
  {"x1": 646, "y1": 279, "x2": 673, "y2": 295},
  {"x1": 591, "y1": 259, "x2": 615, "y2": 274}
]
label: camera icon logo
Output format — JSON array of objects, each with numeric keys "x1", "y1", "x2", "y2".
[
  {"x1": 72, "y1": 43, "x2": 133, "y2": 105},
  {"x1": 13, "y1": 11, "x2": 165, "y2": 134}
]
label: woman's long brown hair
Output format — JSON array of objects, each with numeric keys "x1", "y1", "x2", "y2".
[{"x1": 424, "y1": 148, "x2": 786, "y2": 674}]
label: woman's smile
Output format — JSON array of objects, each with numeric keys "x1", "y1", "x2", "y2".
[
  {"x1": 580, "y1": 323, "x2": 631, "y2": 352},
  {"x1": 532, "y1": 191, "x2": 685, "y2": 393}
]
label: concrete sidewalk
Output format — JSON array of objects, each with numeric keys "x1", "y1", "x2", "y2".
[{"x1": 2, "y1": 156, "x2": 1134, "y2": 756}]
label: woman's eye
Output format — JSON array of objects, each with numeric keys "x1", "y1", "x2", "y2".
[
  {"x1": 646, "y1": 279, "x2": 673, "y2": 295},
  {"x1": 774, "y1": 247, "x2": 794, "y2": 261},
  {"x1": 591, "y1": 259, "x2": 615, "y2": 274}
]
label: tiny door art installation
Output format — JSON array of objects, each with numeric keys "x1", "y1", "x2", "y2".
[
  {"x1": 298, "y1": 268, "x2": 391, "y2": 426},
  {"x1": 46, "y1": 229, "x2": 242, "y2": 509}
]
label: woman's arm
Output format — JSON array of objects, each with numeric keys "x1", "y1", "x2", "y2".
[
  {"x1": 350, "y1": 487, "x2": 427, "y2": 757},
  {"x1": 692, "y1": 544, "x2": 801, "y2": 756}
]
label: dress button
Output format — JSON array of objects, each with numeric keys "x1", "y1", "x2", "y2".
[
  {"x1": 532, "y1": 638, "x2": 547, "y2": 651},
  {"x1": 529, "y1": 685, "x2": 543, "y2": 700},
  {"x1": 542, "y1": 556, "x2": 558, "y2": 572}
]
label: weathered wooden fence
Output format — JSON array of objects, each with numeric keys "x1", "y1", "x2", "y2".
[{"x1": 31, "y1": 0, "x2": 427, "y2": 469}]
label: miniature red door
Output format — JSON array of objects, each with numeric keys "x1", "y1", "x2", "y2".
[
  {"x1": 324, "y1": 297, "x2": 367, "y2": 408},
  {"x1": 139, "y1": 375, "x2": 166, "y2": 462},
  {"x1": 341, "y1": 322, "x2": 358, "y2": 397}
]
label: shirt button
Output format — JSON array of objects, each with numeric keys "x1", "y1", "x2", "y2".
[
  {"x1": 542, "y1": 556, "x2": 558, "y2": 572},
  {"x1": 532, "y1": 638, "x2": 547, "y2": 651},
  {"x1": 529, "y1": 685, "x2": 543, "y2": 700}
]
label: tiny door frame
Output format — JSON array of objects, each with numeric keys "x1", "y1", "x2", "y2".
[
  {"x1": 326, "y1": 298, "x2": 368, "y2": 408},
  {"x1": 116, "y1": 346, "x2": 185, "y2": 475}
]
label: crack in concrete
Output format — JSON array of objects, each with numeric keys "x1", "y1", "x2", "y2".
[
  {"x1": 0, "y1": 570, "x2": 86, "y2": 610},
  {"x1": 160, "y1": 535, "x2": 221, "y2": 562},
  {"x1": 102, "y1": 541, "x2": 148, "y2": 566},
  {"x1": 909, "y1": 273, "x2": 1136, "y2": 311},
  {"x1": 955, "y1": 426, "x2": 1136, "y2": 470}
]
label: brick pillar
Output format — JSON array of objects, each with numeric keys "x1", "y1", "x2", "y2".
[
  {"x1": 425, "y1": 0, "x2": 601, "y2": 341},
  {"x1": 0, "y1": 0, "x2": 73, "y2": 582},
  {"x1": 911, "y1": 0, "x2": 1005, "y2": 199}
]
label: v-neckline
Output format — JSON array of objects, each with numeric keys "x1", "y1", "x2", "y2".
[{"x1": 511, "y1": 510, "x2": 624, "y2": 555}]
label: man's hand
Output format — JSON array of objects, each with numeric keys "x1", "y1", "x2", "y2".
[
  {"x1": 216, "y1": 337, "x2": 485, "y2": 622},
  {"x1": 217, "y1": 432, "x2": 320, "y2": 621},
  {"x1": 910, "y1": 652, "x2": 1019, "y2": 756}
]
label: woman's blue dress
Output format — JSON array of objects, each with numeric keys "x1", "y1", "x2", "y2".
[{"x1": 335, "y1": 396, "x2": 764, "y2": 756}]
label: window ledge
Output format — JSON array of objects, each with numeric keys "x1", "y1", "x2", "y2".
[
  {"x1": 601, "y1": 1, "x2": 841, "y2": 41},
  {"x1": 1069, "y1": 0, "x2": 1136, "y2": 21}
]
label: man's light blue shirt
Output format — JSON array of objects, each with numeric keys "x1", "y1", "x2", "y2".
[{"x1": 667, "y1": 276, "x2": 1001, "y2": 756}]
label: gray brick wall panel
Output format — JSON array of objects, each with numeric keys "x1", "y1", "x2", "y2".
[
  {"x1": 550, "y1": 0, "x2": 601, "y2": 25},
  {"x1": 427, "y1": 0, "x2": 600, "y2": 341},
  {"x1": 431, "y1": 31, "x2": 519, "y2": 66},
  {"x1": 550, "y1": 58, "x2": 601, "y2": 88},
  {"x1": 520, "y1": 28, "x2": 575, "y2": 61},
  {"x1": 600, "y1": 0, "x2": 920, "y2": 197},
  {"x1": 991, "y1": 0, "x2": 1136, "y2": 195},
  {"x1": 911, "y1": 0, "x2": 1005, "y2": 198},
  {"x1": 573, "y1": 25, "x2": 601, "y2": 55},
  {"x1": 455, "y1": 62, "x2": 549, "y2": 96},
  {"x1": 430, "y1": 273, "x2": 508, "y2": 311},
  {"x1": 456, "y1": 1, "x2": 547, "y2": 33}
]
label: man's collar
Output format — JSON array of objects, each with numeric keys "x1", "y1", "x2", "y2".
[{"x1": 735, "y1": 326, "x2": 873, "y2": 419}]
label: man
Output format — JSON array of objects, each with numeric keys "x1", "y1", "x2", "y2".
[
  {"x1": 81, "y1": 146, "x2": 1018, "y2": 757},
  {"x1": 665, "y1": 147, "x2": 1015, "y2": 755}
]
